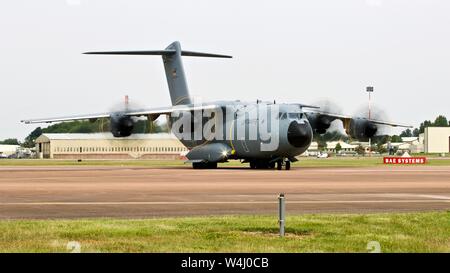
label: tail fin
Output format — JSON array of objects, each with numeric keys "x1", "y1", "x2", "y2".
[
  {"x1": 84, "y1": 41, "x2": 232, "y2": 106},
  {"x1": 162, "y1": 41, "x2": 192, "y2": 106}
]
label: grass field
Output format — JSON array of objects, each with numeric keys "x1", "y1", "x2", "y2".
[
  {"x1": 1, "y1": 156, "x2": 450, "y2": 168},
  {"x1": 1, "y1": 156, "x2": 449, "y2": 253},
  {"x1": 0, "y1": 212, "x2": 449, "y2": 253}
]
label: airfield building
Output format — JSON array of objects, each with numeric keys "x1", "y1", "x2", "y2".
[
  {"x1": 326, "y1": 141, "x2": 358, "y2": 153},
  {"x1": 0, "y1": 144, "x2": 20, "y2": 158},
  {"x1": 35, "y1": 133, "x2": 188, "y2": 160},
  {"x1": 424, "y1": 127, "x2": 450, "y2": 153}
]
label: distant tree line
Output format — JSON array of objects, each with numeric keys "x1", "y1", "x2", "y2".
[
  {"x1": 314, "y1": 131, "x2": 348, "y2": 151},
  {"x1": 399, "y1": 115, "x2": 449, "y2": 138},
  {"x1": 0, "y1": 138, "x2": 20, "y2": 145}
]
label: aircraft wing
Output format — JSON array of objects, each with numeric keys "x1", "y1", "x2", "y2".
[
  {"x1": 305, "y1": 110, "x2": 413, "y2": 128},
  {"x1": 21, "y1": 104, "x2": 220, "y2": 124}
]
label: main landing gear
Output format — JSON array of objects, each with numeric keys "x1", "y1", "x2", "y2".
[
  {"x1": 250, "y1": 159, "x2": 291, "y2": 170},
  {"x1": 192, "y1": 162, "x2": 218, "y2": 169}
]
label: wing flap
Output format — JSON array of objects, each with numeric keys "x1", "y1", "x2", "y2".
[{"x1": 21, "y1": 113, "x2": 111, "y2": 124}]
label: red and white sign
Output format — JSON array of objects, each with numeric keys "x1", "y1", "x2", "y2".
[{"x1": 383, "y1": 157, "x2": 427, "y2": 165}]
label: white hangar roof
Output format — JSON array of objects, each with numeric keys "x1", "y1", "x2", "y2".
[{"x1": 36, "y1": 133, "x2": 178, "y2": 142}]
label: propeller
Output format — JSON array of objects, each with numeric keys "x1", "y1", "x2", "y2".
[
  {"x1": 351, "y1": 104, "x2": 392, "y2": 138},
  {"x1": 306, "y1": 99, "x2": 345, "y2": 135},
  {"x1": 107, "y1": 95, "x2": 149, "y2": 137}
]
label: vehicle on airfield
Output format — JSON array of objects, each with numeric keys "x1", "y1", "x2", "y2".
[
  {"x1": 22, "y1": 41, "x2": 411, "y2": 170},
  {"x1": 317, "y1": 152, "x2": 329, "y2": 158}
]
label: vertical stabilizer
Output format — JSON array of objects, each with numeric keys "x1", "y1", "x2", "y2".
[{"x1": 162, "y1": 41, "x2": 191, "y2": 105}]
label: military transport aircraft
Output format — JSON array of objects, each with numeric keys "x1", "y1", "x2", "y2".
[{"x1": 22, "y1": 41, "x2": 411, "y2": 170}]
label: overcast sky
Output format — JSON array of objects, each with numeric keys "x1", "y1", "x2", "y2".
[{"x1": 1, "y1": 0, "x2": 449, "y2": 140}]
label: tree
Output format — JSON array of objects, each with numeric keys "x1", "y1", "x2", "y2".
[
  {"x1": 419, "y1": 120, "x2": 432, "y2": 133},
  {"x1": 0, "y1": 138, "x2": 20, "y2": 145},
  {"x1": 400, "y1": 129, "x2": 412, "y2": 137},
  {"x1": 377, "y1": 144, "x2": 387, "y2": 154},
  {"x1": 317, "y1": 139, "x2": 326, "y2": 151},
  {"x1": 434, "y1": 115, "x2": 449, "y2": 127},
  {"x1": 391, "y1": 135, "x2": 402, "y2": 143},
  {"x1": 23, "y1": 127, "x2": 43, "y2": 148},
  {"x1": 313, "y1": 130, "x2": 348, "y2": 152},
  {"x1": 372, "y1": 135, "x2": 389, "y2": 146},
  {"x1": 335, "y1": 143, "x2": 342, "y2": 153},
  {"x1": 355, "y1": 145, "x2": 365, "y2": 155},
  {"x1": 419, "y1": 115, "x2": 449, "y2": 133},
  {"x1": 413, "y1": 128, "x2": 420, "y2": 137}
]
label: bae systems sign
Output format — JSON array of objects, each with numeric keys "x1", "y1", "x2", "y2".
[{"x1": 383, "y1": 157, "x2": 427, "y2": 164}]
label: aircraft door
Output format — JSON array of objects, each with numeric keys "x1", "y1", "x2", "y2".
[{"x1": 237, "y1": 106, "x2": 250, "y2": 153}]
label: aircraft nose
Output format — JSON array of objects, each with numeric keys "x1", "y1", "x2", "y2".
[{"x1": 287, "y1": 121, "x2": 313, "y2": 148}]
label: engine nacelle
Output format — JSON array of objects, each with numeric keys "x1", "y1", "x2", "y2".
[
  {"x1": 110, "y1": 114, "x2": 134, "y2": 137},
  {"x1": 348, "y1": 119, "x2": 378, "y2": 140},
  {"x1": 305, "y1": 113, "x2": 332, "y2": 134}
]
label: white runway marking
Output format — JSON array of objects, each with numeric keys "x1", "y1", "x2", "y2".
[
  {"x1": 417, "y1": 195, "x2": 450, "y2": 200},
  {"x1": 1, "y1": 200, "x2": 450, "y2": 206}
]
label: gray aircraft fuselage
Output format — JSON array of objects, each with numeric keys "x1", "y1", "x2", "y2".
[{"x1": 168, "y1": 100, "x2": 313, "y2": 165}]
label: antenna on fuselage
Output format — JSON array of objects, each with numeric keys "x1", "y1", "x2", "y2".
[{"x1": 124, "y1": 95, "x2": 129, "y2": 112}]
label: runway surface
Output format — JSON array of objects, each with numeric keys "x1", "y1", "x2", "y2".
[{"x1": 1, "y1": 165, "x2": 450, "y2": 219}]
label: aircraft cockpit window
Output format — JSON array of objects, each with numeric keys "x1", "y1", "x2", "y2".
[
  {"x1": 288, "y1": 113, "x2": 302, "y2": 119},
  {"x1": 278, "y1": 112, "x2": 287, "y2": 120}
]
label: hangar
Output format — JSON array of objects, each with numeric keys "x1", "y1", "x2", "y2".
[
  {"x1": 35, "y1": 133, "x2": 188, "y2": 160},
  {"x1": 424, "y1": 127, "x2": 450, "y2": 153}
]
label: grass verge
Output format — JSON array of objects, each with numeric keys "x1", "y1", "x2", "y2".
[
  {"x1": 1, "y1": 212, "x2": 449, "y2": 253},
  {"x1": 0, "y1": 157, "x2": 450, "y2": 168},
  {"x1": 1, "y1": 157, "x2": 450, "y2": 168}
]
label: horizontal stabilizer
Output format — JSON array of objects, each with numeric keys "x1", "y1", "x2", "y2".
[
  {"x1": 84, "y1": 50, "x2": 232, "y2": 58},
  {"x1": 84, "y1": 50, "x2": 175, "y2": 55},
  {"x1": 181, "y1": 50, "x2": 232, "y2": 58}
]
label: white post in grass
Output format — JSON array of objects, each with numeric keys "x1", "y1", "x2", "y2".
[{"x1": 278, "y1": 193, "x2": 286, "y2": 237}]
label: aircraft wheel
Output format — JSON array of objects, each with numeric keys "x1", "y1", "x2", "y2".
[
  {"x1": 257, "y1": 161, "x2": 270, "y2": 169},
  {"x1": 207, "y1": 162, "x2": 218, "y2": 169},
  {"x1": 276, "y1": 160, "x2": 282, "y2": 170},
  {"x1": 250, "y1": 160, "x2": 269, "y2": 169},
  {"x1": 285, "y1": 161, "x2": 291, "y2": 170},
  {"x1": 192, "y1": 162, "x2": 217, "y2": 169}
]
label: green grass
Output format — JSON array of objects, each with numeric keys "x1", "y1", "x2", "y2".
[
  {"x1": 1, "y1": 212, "x2": 449, "y2": 252},
  {"x1": 0, "y1": 159, "x2": 187, "y2": 167},
  {"x1": 2, "y1": 157, "x2": 450, "y2": 168}
]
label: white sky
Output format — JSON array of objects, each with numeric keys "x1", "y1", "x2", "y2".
[{"x1": 1, "y1": 0, "x2": 449, "y2": 140}]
